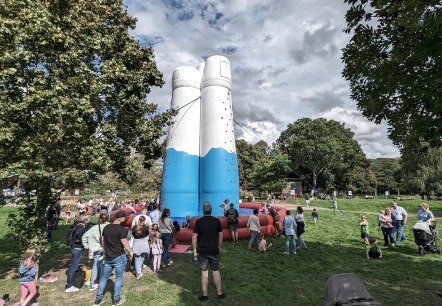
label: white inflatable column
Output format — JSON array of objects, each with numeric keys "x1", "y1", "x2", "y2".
[
  {"x1": 200, "y1": 56, "x2": 239, "y2": 216},
  {"x1": 161, "y1": 66, "x2": 201, "y2": 217}
]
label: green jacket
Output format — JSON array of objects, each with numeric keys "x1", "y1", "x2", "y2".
[{"x1": 82, "y1": 222, "x2": 109, "y2": 252}]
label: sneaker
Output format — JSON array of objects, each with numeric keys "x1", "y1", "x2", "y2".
[
  {"x1": 235, "y1": 241, "x2": 239, "y2": 244},
  {"x1": 161, "y1": 263, "x2": 166, "y2": 268},
  {"x1": 167, "y1": 260, "x2": 174, "y2": 266},
  {"x1": 198, "y1": 295, "x2": 209, "y2": 303},
  {"x1": 93, "y1": 299, "x2": 104, "y2": 306},
  {"x1": 217, "y1": 293, "x2": 226, "y2": 301},
  {"x1": 65, "y1": 286, "x2": 80, "y2": 293},
  {"x1": 142, "y1": 264, "x2": 148, "y2": 269},
  {"x1": 90, "y1": 283, "x2": 99, "y2": 290},
  {"x1": 136, "y1": 273, "x2": 143, "y2": 280},
  {"x1": 112, "y1": 297, "x2": 126, "y2": 306},
  {"x1": 283, "y1": 252, "x2": 289, "y2": 255},
  {"x1": 293, "y1": 252, "x2": 297, "y2": 255}
]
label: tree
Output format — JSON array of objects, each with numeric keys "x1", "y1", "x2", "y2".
[
  {"x1": 1, "y1": 0, "x2": 172, "y2": 248},
  {"x1": 369, "y1": 158, "x2": 402, "y2": 196},
  {"x1": 249, "y1": 156, "x2": 288, "y2": 196},
  {"x1": 276, "y1": 118, "x2": 371, "y2": 192},
  {"x1": 342, "y1": 0, "x2": 442, "y2": 148},
  {"x1": 400, "y1": 145, "x2": 442, "y2": 198},
  {"x1": 236, "y1": 139, "x2": 268, "y2": 190}
]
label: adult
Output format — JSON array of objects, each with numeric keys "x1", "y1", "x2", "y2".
[
  {"x1": 192, "y1": 202, "x2": 225, "y2": 302},
  {"x1": 295, "y1": 206, "x2": 307, "y2": 249},
  {"x1": 158, "y1": 208, "x2": 174, "y2": 267},
  {"x1": 45, "y1": 202, "x2": 57, "y2": 242},
  {"x1": 391, "y1": 201, "x2": 408, "y2": 242},
  {"x1": 380, "y1": 208, "x2": 395, "y2": 248},
  {"x1": 247, "y1": 209, "x2": 260, "y2": 249},
  {"x1": 149, "y1": 204, "x2": 161, "y2": 225},
  {"x1": 65, "y1": 215, "x2": 89, "y2": 292},
  {"x1": 225, "y1": 203, "x2": 239, "y2": 243},
  {"x1": 131, "y1": 216, "x2": 150, "y2": 279},
  {"x1": 304, "y1": 193, "x2": 311, "y2": 207},
  {"x1": 82, "y1": 214, "x2": 109, "y2": 290},
  {"x1": 131, "y1": 207, "x2": 152, "y2": 230},
  {"x1": 266, "y1": 204, "x2": 281, "y2": 237},
  {"x1": 282, "y1": 210, "x2": 297, "y2": 255},
  {"x1": 54, "y1": 200, "x2": 62, "y2": 229},
  {"x1": 94, "y1": 210, "x2": 132, "y2": 306},
  {"x1": 417, "y1": 203, "x2": 435, "y2": 224}
]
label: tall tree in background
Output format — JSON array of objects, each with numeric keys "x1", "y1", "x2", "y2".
[
  {"x1": 369, "y1": 158, "x2": 402, "y2": 196},
  {"x1": 277, "y1": 118, "x2": 371, "y2": 192},
  {"x1": 400, "y1": 145, "x2": 442, "y2": 198},
  {"x1": 236, "y1": 139, "x2": 268, "y2": 190},
  {"x1": 342, "y1": 0, "x2": 442, "y2": 148},
  {"x1": 1, "y1": 0, "x2": 172, "y2": 248}
]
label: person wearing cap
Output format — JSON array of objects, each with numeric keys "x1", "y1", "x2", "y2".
[
  {"x1": 94, "y1": 210, "x2": 132, "y2": 306},
  {"x1": 192, "y1": 202, "x2": 225, "y2": 303}
]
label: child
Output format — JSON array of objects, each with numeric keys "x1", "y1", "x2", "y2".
[
  {"x1": 150, "y1": 232, "x2": 163, "y2": 274},
  {"x1": 311, "y1": 208, "x2": 318, "y2": 223},
  {"x1": 366, "y1": 237, "x2": 382, "y2": 259},
  {"x1": 182, "y1": 215, "x2": 191, "y2": 229},
  {"x1": 257, "y1": 233, "x2": 272, "y2": 252},
  {"x1": 15, "y1": 247, "x2": 39, "y2": 306},
  {"x1": 378, "y1": 210, "x2": 385, "y2": 228},
  {"x1": 171, "y1": 221, "x2": 180, "y2": 248},
  {"x1": 65, "y1": 204, "x2": 72, "y2": 224},
  {"x1": 360, "y1": 215, "x2": 369, "y2": 245}
]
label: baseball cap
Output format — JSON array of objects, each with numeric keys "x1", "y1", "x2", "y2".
[{"x1": 115, "y1": 210, "x2": 127, "y2": 219}]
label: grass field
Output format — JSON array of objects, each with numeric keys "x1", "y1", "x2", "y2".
[{"x1": 1, "y1": 199, "x2": 442, "y2": 305}]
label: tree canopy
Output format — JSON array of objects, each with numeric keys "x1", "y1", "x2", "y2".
[
  {"x1": 0, "y1": 0, "x2": 171, "y2": 247},
  {"x1": 342, "y1": 0, "x2": 442, "y2": 148},
  {"x1": 276, "y1": 118, "x2": 372, "y2": 193}
]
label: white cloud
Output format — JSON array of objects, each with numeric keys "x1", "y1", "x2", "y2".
[{"x1": 125, "y1": 0, "x2": 400, "y2": 159}]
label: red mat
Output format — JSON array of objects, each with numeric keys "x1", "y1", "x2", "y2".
[{"x1": 169, "y1": 244, "x2": 191, "y2": 253}]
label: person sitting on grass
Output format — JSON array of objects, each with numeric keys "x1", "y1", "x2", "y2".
[
  {"x1": 360, "y1": 215, "x2": 369, "y2": 246},
  {"x1": 366, "y1": 237, "x2": 382, "y2": 259},
  {"x1": 14, "y1": 247, "x2": 39, "y2": 306},
  {"x1": 257, "y1": 233, "x2": 272, "y2": 252}
]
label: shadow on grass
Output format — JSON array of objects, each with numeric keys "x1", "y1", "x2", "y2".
[{"x1": 154, "y1": 227, "x2": 442, "y2": 305}]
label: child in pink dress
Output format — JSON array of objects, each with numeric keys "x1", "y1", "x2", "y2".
[{"x1": 257, "y1": 233, "x2": 272, "y2": 252}]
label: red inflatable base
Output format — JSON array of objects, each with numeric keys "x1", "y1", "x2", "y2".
[{"x1": 177, "y1": 202, "x2": 286, "y2": 242}]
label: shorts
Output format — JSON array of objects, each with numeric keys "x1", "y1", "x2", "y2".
[
  {"x1": 197, "y1": 253, "x2": 220, "y2": 272},
  {"x1": 361, "y1": 232, "x2": 368, "y2": 239},
  {"x1": 228, "y1": 223, "x2": 237, "y2": 232}
]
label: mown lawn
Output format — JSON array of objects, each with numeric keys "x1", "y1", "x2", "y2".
[{"x1": 1, "y1": 199, "x2": 442, "y2": 305}]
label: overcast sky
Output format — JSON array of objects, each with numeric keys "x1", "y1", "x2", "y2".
[{"x1": 125, "y1": 0, "x2": 400, "y2": 159}]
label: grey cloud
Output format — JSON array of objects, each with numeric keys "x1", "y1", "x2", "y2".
[
  {"x1": 301, "y1": 90, "x2": 345, "y2": 112},
  {"x1": 290, "y1": 21, "x2": 339, "y2": 64}
]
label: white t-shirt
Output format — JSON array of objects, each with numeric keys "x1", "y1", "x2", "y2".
[{"x1": 131, "y1": 214, "x2": 153, "y2": 228}]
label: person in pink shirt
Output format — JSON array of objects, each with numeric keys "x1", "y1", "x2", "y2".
[{"x1": 257, "y1": 233, "x2": 272, "y2": 252}]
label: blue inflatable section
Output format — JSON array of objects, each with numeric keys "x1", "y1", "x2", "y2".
[
  {"x1": 200, "y1": 147, "x2": 239, "y2": 216},
  {"x1": 161, "y1": 148, "x2": 199, "y2": 217}
]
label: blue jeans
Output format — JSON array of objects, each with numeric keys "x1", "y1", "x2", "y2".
[
  {"x1": 96, "y1": 254, "x2": 127, "y2": 302},
  {"x1": 382, "y1": 227, "x2": 395, "y2": 246},
  {"x1": 394, "y1": 220, "x2": 406, "y2": 241},
  {"x1": 285, "y1": 235, "x2": 297, "y2": 253},
  {"x1": 249, "y1": 230, "x2": 259, "y2": 245},
  {"x1": 161, "y1": 233, "x2": 172, "y2": 264},
  {"x1": 134, "y1": 253, "x2": 146, "y2": 276},
  {"x1": 66, "y1": 248, "x2": 83, "y2": 288},
  {"x1": 91, "y1": 251, "x2": 103, "y2": 284}
]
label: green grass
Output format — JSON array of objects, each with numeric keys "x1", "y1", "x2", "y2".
[{"x1": 1, "y1": 199, "x2": 442, "y2": 305}]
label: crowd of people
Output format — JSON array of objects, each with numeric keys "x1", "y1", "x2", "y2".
[{"x1": 10, "y1": 195, "x2": 438, "y2": 305}]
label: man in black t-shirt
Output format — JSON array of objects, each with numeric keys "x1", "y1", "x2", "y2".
[
  {"x1": 192, "y1": 202, "x2": 225, "y2": 303},
  {"x1": 94, "y1": 210, "x2": 132, "y2": 306}
]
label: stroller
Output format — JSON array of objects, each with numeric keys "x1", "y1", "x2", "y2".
[
  {"x1": 412, "y1": 222, "x2": 441, "y2": 255},
  {"x1": 325, "y1": 273, "x2": 382, "y2": 306}
]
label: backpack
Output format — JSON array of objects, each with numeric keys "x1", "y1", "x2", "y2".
[{"x1": 226, "y1": 208, "x2": 238, "y2": 224}]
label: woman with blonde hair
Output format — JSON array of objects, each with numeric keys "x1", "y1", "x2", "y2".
[
  {"x1": 417, "y1": 203, "x2": 435, "y2": 224},
  {"x1": 380, "y1": 208, "x2": 395, "y2": 248}
]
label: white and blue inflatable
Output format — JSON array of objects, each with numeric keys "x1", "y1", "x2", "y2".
[{"x1": 161, "y1": 56, "x2": 239, "y2": 217}]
